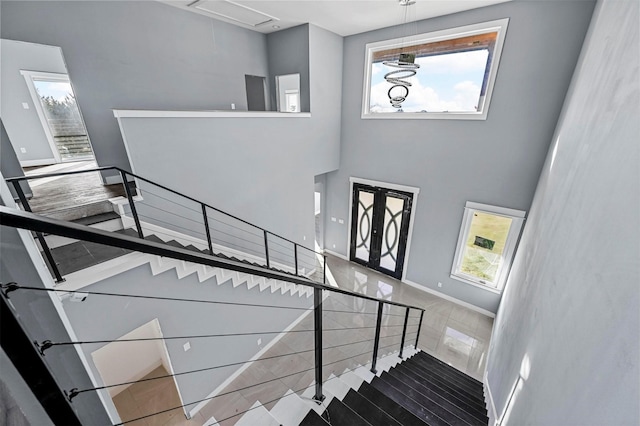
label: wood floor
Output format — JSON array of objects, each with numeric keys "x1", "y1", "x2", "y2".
[{"x1": 21, "y1": 161, "x2": 128, "y2": 220}]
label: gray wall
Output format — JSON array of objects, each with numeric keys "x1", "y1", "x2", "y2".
[
  {"x1": 324, "y1": 0, "x2": 595, "y2": 313},
  {"x1": 0, "y1": 1, "x2": 271, "y2": 173},
  {"x1": 0, "y1": 347, "x2": 53, "y2": 426},
  {"x1": 267, "y1": 25, "x2": 310, "y2": 113},
  {"x1": 308, "y1": 24, "x2": 343, "y2": 175},
  {"x1": 0, "y1": 178, "x2": 111, "y2": 424},
  {"x1": 0, "y1": 119, "x2": 31, "y2": 198},
  {"x1": 119, "y1": 115, "x2": 323, "y2": 247},
  {"x1": 116, "y1": 27, "x2": 342, "y2": 249},
  {"x1": 0, "y1": 39, "x2": 67, "y2": 164},
  {"x1": 61, "y1": 261, "x2": 312, "y2": 420},
  {"x1": 486, "y1": 1, "x2": 639, "y2": 424}
]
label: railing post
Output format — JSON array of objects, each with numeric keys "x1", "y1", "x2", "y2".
[
  {"x1": 370, "y1": 301, "x2": 384, "y2": 374},
  {"x1": 323, "y1": 255, "x2": 327, "y2": 284},
  {"x1": 263, "y1": 230, "x2": 270, "y2": 268},
  {"x1": 399, "y1": 307, "x2": 410, "y2": 358},
  {"x1": 201, "y1": 204, "x2": 214, "y2": 255},
  {"x1": 294, "y1": 244, "x2": 299, "y2": 275},
  {"x1": 120, "y1": 170, "x2": 143, "y2": 239},
  {"x1": 415, "y1": 310, "x2": 425, "y2": 349},
  {"x1": 12, "y1": 181, "x2": 64, "y2": 283},
  {"x1": 313, "y1": 287, "x2": 325, "y2": 402}
]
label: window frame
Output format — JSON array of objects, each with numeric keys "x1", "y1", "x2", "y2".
[
  {"x1": 450, "y1": 201, "x2": 525, "y2": 293},
  {"x1": 20, "y1": 70, "x2": 94, "y2": 163},
  {"x1": 361, "y1": 18, "x2": 509, "y2": 120}
]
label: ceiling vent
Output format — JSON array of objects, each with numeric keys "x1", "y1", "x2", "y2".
[{"x1": 189, "y1": 0, "x2": 278, "y2": 27}]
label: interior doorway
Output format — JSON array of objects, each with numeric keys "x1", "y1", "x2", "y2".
[
  {"x1": 245, "y1": 75, "x2": 267, "y2": 111},
  {"x1": 349, "y1": 181, "x2": 415, "y2": 280}
]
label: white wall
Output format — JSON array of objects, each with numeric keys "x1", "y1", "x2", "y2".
[
  {"x1": 0, "y1": 39, "x2": 67, "y2": 164},
  {"x1": 486, "y1": 0, "x2": 639, "y2": 424}
]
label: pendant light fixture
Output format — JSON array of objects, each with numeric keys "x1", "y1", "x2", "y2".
[{"x1": 384, "y1": 0, "x2": 420, "y2": 109}]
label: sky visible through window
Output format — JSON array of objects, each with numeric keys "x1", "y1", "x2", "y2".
[
  {"x1": 34, "y1": 79, "x2": 74, "y2": 102},
  {"x1": 369, "y1": 49, "x2": 489, "y2": 113}
]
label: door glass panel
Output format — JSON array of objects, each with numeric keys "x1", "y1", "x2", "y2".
[
  {"x1": 355, "y1": 191, "x2": 375, "y2": 262},
  {"x1": 379, "y1": 195, "x2": 404, "y2": 271},
  {"x1": 460, "y1": 211, "x2": 513, "y2": 285},
  {"x1": 32, "y1": 78, "x2": 93, "y2": 161}
]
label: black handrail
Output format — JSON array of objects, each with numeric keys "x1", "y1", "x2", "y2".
[
  {"x1": 0, "y1": 207, "x2": 425, "y2": 312},
  {"x1": 5, "y1": 166, "x2": 320, "y2": 256},
  {"x1": 6, "y1": 166, "x2": 324, "y2": 281},
  {"x1": 1, "y1": 205, "x2": 425, "y2": 405}
]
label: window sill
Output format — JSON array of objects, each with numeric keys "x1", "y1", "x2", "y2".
[
  {"x1": 361, "y1": 111, "x2": 488, "y2": 120},
  {"x1": 450, "y1": 274, "x2": 503, "y2": 295},
  {"x1": 113, "y1": 109, "x2": 311, "y2": 119}
]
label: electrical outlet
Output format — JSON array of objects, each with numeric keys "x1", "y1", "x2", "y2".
[
  {"x1": 303, "y1": 235, "x2": 306, "y2": 241},
  {"x1": 20, "y1": 148, "x2": 27, "y2": 154},
  {"x1": 438, "y1": 282, "x2": 443, "y2": 288},
  {"x1": 257, "y1": 338, "x2": 262, "y2": 346},
  {"x1": 331, "y1": 217, "x2": 336, "y2": 222},
  {"x1": 22, "y1": 102, "x2": 29, "y2": 109},
  {"x1": 333, "y1": 244, "x2": 336, "y2": 248},
  {"x1": 338, "y1": 219, "x2": 344, "y2": 224},
  {"x1": 183, "y1": 342, "x2": 191, "y2": 352},
  {"x1": 231, "y1": 103, "x2": 236, "y2": 110}
]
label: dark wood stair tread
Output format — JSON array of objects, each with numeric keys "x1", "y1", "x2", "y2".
[
  {"x1": 342, "y1": 388, "x2": 402, "y2": 426},
  {"x1": 299, "y1": 409, "x2": 330, "y2": 425},
  {"x1": 392, "y1": 364, "x2": 488, "y2": 422},
  {"x1": 380, "y1": 370, "x2": 474, "y2": 426},
  {"x1": 357, "y1": 381, "x2": 428, "y2": 426}
]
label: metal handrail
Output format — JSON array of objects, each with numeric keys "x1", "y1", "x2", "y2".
[
  {"x1": 6, "y1": 166, "x2": 325, "y2": 281},
  {"x1": 5, "y1": 166, "x2": 319, "y2": 254},
  {"x1": 1, "y1": 205, "x2": 425, "y2": 404},
  {"x1": 0, "y1": 207, "x2": 424, "y2": 312}
]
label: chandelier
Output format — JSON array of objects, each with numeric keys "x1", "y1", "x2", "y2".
[{"x1": 384, "y1": 0, "x2": 420, "y2": 109}]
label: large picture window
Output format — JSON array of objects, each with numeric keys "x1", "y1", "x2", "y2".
[
  {"x1": 451, "y1": 201, "x2": 525, "y2": 292},
  {"x1": 362, "y1": 19, "x2": 509, "y2": 120}
]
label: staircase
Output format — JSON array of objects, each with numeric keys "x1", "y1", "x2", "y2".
[
  {"x1": 44, "y1": 213, "x2": 315, "y2": 297},
  {"x1": 216, "y1": 349, "x2": 488, "y2": 426}
]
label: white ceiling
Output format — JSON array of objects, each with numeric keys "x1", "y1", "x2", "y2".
[{"x1": 161, "y1": 0, "x2": 511, "y2": 37}]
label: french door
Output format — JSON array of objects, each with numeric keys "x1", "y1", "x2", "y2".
[{"x1": 349, "y1": 183, "x2": 413, "y2": 279}]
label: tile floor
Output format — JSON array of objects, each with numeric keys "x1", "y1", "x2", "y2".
[
  {"x1": 323, "y1": 255, "x2": 494, "y2": 380},
  {"x1": 114, "y1": 254, "x2": 494, "y2": 425}
]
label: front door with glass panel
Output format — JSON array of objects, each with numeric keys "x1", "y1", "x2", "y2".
[{"x1": 349, "y1": 183, "x2": 413, "y2": 279}]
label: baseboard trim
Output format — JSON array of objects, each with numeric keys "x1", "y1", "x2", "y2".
[
  {"x1": 20, "y1": 158, "x2": 56, "y2": 167},
  {"x1": 484, "y1": 371, "x2": 498, "y2": 426},
  {"x1": 403, "y1": 279, "x2": 496, "y2": 318},
  {"x1": 323, "y1": 249, "x2": 348, "y2": 261}
]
